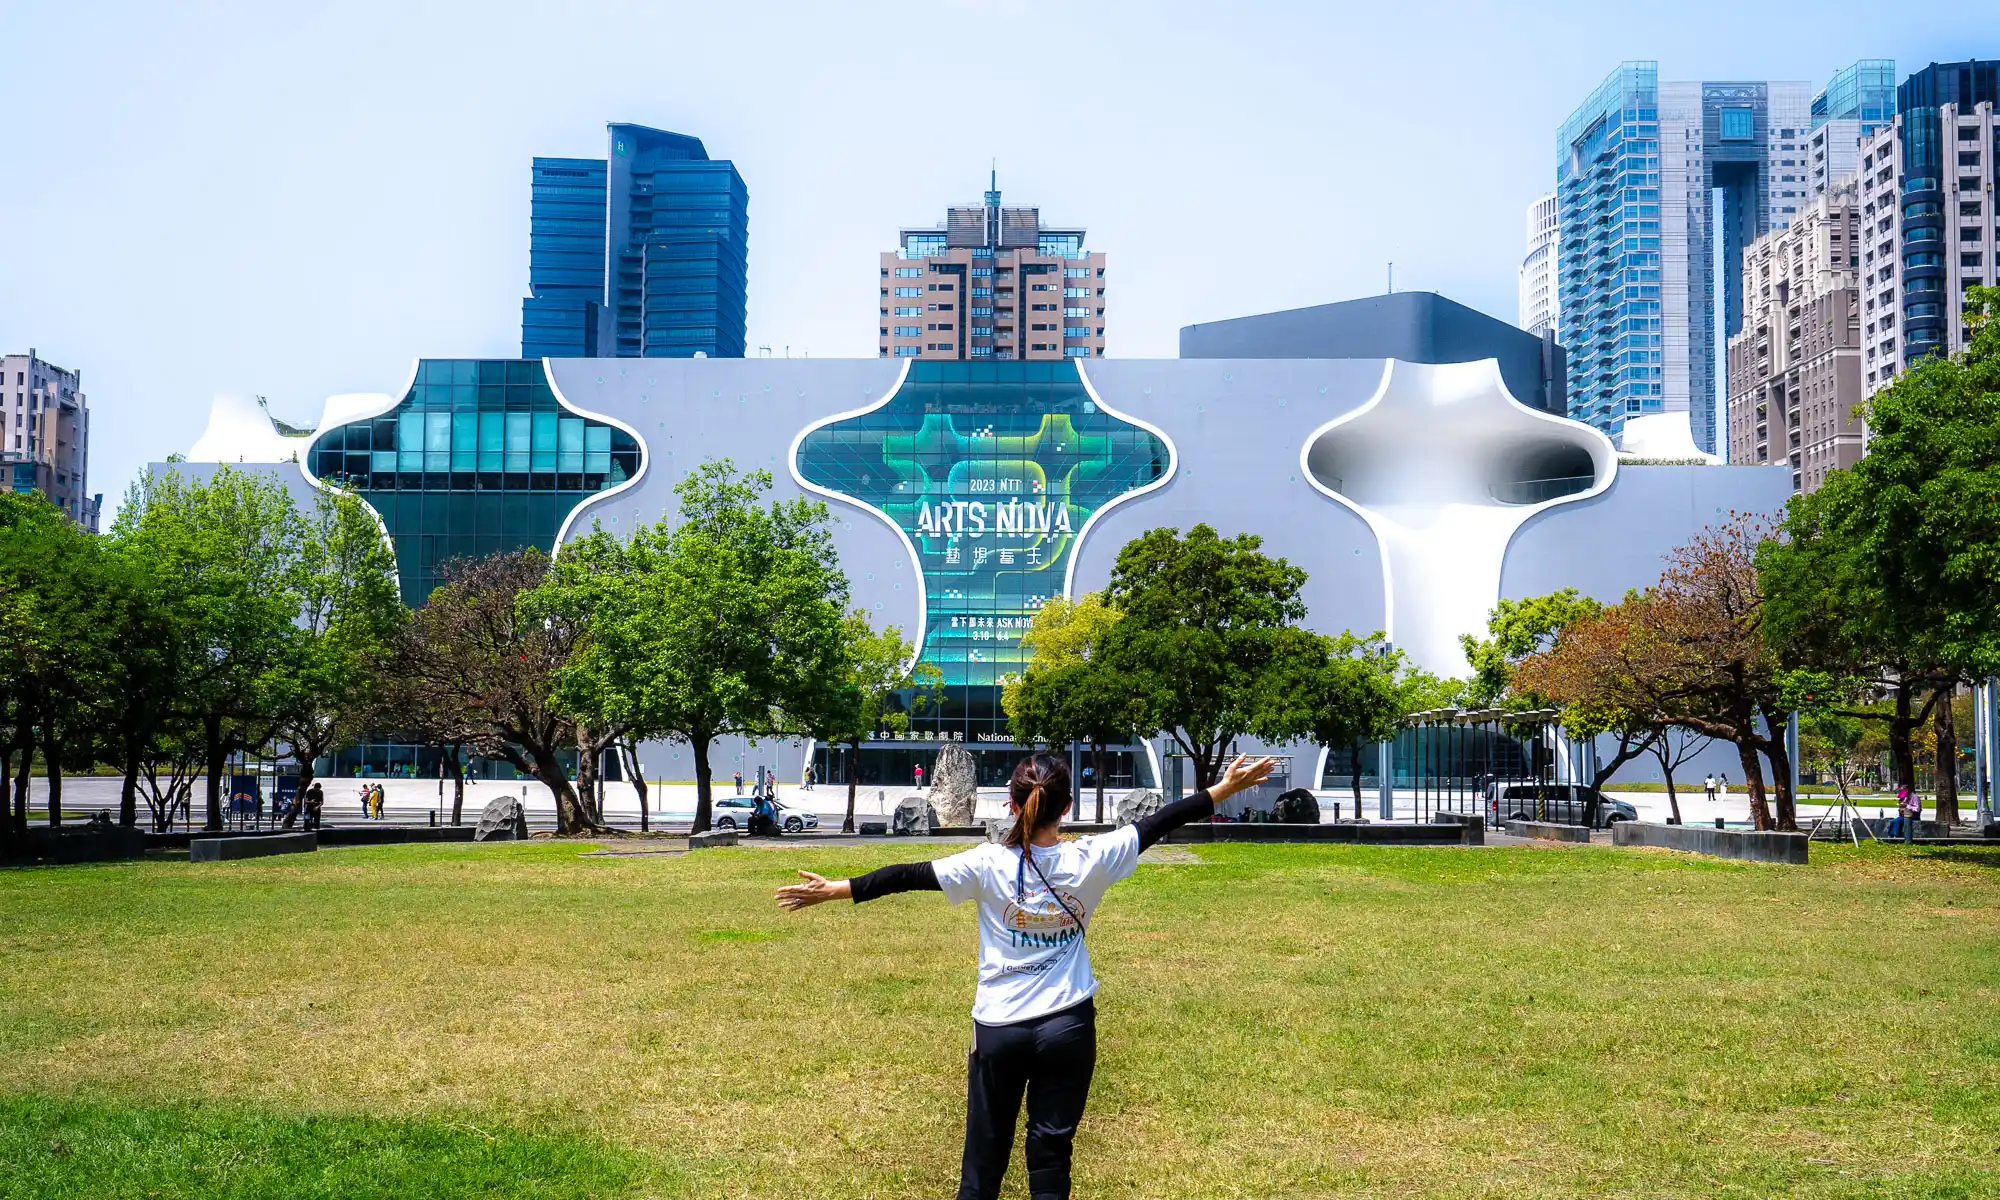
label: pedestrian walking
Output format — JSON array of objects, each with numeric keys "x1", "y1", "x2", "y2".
[
  {"x1": 1703, "y1": 774, "x2": 1716, "y2": 802},
  {"x1": 734, "y1": 771, "x2": 744, "y2": 796},
  {"x1": 1897, "y1": 784, "x2": 1921, "y2": 843},
  {"x1": 777, "y1": 751, "x2": 1277, "y2": 1200},
  {"x1": 371, "y1": 782, "x2": 386, "y2": 821},
  {"x1": 303, "y1": 782, "x2": 324, "y2": 831},
  {"x1": 914, "y1": 763, "x2": 925, "y2": 789}
]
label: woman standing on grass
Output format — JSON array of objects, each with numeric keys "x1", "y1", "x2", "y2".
[{"x1": 776, "y1": 750, "x2": 1275, "y2": 1200}]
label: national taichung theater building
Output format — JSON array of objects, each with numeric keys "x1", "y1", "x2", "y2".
[{"x1": 178, "y1": 294, "x2": 1791, "y2": 791}]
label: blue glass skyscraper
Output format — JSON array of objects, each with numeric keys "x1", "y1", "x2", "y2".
[
  {"x1": 1893, "y1": 61, "x2": 1999, "y2": 365},
  {"x1": 522, "y1": 158, "x2": 608, "y2": 358},
  {"x1": 1556, "y1": 63, "x2": 1663, "y2": 444},
  {"x1": 1558, "y1": 63, "x2": 1817, "y2": 453},
  {"x1": 520, "y1": 123, "x2": 748, "y2": 360}
]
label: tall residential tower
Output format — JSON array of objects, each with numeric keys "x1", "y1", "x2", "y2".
[
  {"x1": 879, "y1": 174, "x2": 1105, "y2": 361},
  {"x1": 1557, "y1": 62, "x2": 1816, "y2": 452},
  {"x1": 2, "y1": 350, "x2": 95, "y2": 531},
  {"x1": 521, "y1": 123, "x2": 748, "y2": 360},
  {"x1": 1518, "y1": 190, "x2": 1561, "y2": 338},
  {"x1": 1806, "y1": 60, "x2": 1896, "y2": 201}
]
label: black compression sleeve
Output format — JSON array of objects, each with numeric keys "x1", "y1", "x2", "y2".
[
  {"x1": 1134, "y1": 789, "x2": 1216, "y2": 851},
  {"x1": 848, "y1": 861, "x2": 942, "y2": 903}
]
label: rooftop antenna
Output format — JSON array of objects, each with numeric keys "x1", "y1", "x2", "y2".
[
  {"x1": 1387, "y1": 262, "x2": 1396, "y2": 294},
  {"x1": 985, "y1": 158, "x2": 1001, "y2": 248}
]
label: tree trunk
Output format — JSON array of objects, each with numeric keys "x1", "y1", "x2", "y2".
[
  {"x1": 1887, "y1": 685, "x2": 1918, "y2": 794},
  {"x1": 622, "y1": 741, "x2": 648, "y2": 833},
  {"x1": 1657, "y1": 750, "x2": 1682, "y2": 825},
  {"x1": 843, "y1": 740, "x2": 859, "y2": 834},
  {"x1": 519, "y1": 741, "x2": 592, "y2": 835},
  {"x1": 1736, "y1": 739, "x2": 1773, "y2": 831},
  {"x1": 1093, "y1": 742, "x2": 1107, "y2": 823},
  {"x1": 1758, "y1": 707, "x2": 1798, "y2": 832},
  {"x1": 294, "y1": 747, "x2": 317, "y2": 805},
  {"x1": 119, "y1": 732, "x2": 142, "y2": 829},
  {"x1": 1935, "y1": 683, "x2": 1960, "y2": 826},
  {"x1": 0, "y1": 742, "x2": 11, "y2": 859},
  {"x1": 448, "y1": 743, "x2": 466, "y2": 826},
  {"x1": 12, "y1": 726, "x2": 33, "y2": 839},
  {"x1": 691, "y1": 736, "x2": 716, "y2": 834},
  {"x1": 576, "y1": 732, "x2": 600, "y2": 828},
  {"x1": 42, "y1": 724, "x2": 62, "y2": 828},
  {"x1": 1350, "y1": 741, "x2": 1365, "y2": 820},
  {"x1": 203, "y1": 714, "x2": 226, "y2": 831}
]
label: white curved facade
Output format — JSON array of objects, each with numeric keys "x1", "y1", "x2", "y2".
[{"x1": 1301, "y1": 359, "x2": 1616, "y2": 675}]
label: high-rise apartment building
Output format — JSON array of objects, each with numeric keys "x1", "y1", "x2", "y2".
[
  {"x1": 1726, "y1": 181, "x2": 1863, "y2": 492},
  {"x1": 1518, "y1": 191, "x2": 1561, "y2": 338},
  {"x1": 1557, "y1": 62, "x2": 1816, "y2": 453},
  {"x1": 1856, "y1": 61, "x2": 1999, "y2": 398},
  {"x1": 879, "y1": 174, "x2": 1105, "y2": 361},
  {"x1": 1806, "y1": 60, "x2": 1896, "y2": 202},
  {"x1": 521, "y1": 123, "x2": 748, "y2": 360},
  {"x1": 2, "y1": 350, "x2": 96, "y2": 531}
]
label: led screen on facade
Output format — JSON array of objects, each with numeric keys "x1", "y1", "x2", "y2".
[{"x1": 794, "y1": 361, "x2": 1170, "y2": 740}]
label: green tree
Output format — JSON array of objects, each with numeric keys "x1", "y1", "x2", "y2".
[
  {"x1": 1762, "y1": 286, "x2": 2000, "y2": 824},
  {"x1": 396, "y1": 549, "x2": 600, "y2": 834},
  {"x1": 1099, "y1": 525, "x2": 1315, "y2": 789},
  {"x1": 537, "y1": 462, "x2": 851, "y2": 834},
  {"x1": 1799, "y1": 709, "x2": 1870, "y2": 809},
  {"x1": 1459, "y1": 589, "x2": 1605, "y2": 708},
  {"x1": 111, "y1": 466, "x2": 309, "y2": 831},
  {"x1": 1004, "y1": 593, "x2": 1146, "y2": 822},
  {"x1": 800, "y1": 611, "x2": 943, "y2": 833},
  {"x1": 1279, "y1": 631, "x2": 1414, "y2": 820},
  {"x1": 276, "y1": 488, "x2": 404, "y2": 801},
  {"x1": 0, "y1": 494, "x2": 139, "y2": 839}
]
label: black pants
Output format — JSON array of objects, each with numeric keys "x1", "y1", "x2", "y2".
[{"x1": 959, "y1": 998, "x2": 1096, "y2": 1200}]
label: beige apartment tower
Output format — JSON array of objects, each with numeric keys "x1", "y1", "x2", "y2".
[
  {"x1": 2, "y1": 350, "x2": 95, "y2": 531},
  {"x1": 879, "y1": 173, "x2": 1105, "y2": 362},
  {"x1": 1726, "y1": 182, "x2": 1864, "y2": 493}
]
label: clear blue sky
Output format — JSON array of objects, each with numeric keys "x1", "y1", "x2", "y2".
[{"x1": 0, "y1": 0, "x2": 1976, "y2": 510}]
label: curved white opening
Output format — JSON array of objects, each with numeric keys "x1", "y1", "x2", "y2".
[{"x1": 1299, "y1": 358, "x2": 1616, "y2": 676}]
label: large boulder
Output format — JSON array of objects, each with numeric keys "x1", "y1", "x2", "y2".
[
  {"x1": 930, "y1": 743, "x2": 978, "y2": 826},
  {"x1": 1272, "y1": 788, "x2": 1321, "y2": 824},
  {"x1": 1114, "y1": 788, "x2": 1163, "y2": 827},
  {"x1": 891, "y1": 795, "x2": 939, "y2": 835},
  {"x1": 475, "y1": 795, "x2": 528, "y2": 842}
]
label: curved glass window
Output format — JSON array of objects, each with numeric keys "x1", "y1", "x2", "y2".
[
  {"x1": 794, "y1": 360, "x2": 1168, "y2": 742},
  {"x1": 309, "y1": 359, "x2": 641, "y2": 604},
  {"x1": 1904, "y1": 251, "x2": 1942, "y2": 268}
]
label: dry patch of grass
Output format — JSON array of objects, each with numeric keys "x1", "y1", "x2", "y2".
[{"x1": 1, "y1": 839, "x2": 1997, "y2": 1197}]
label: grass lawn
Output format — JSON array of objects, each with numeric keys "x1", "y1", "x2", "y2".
[{"x1": 2, "y1": 838, "x2": 1997, "y2": 1198}]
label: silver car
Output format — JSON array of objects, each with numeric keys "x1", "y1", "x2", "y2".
[
  {"x1": 1485, "y1": 782, "x2": 1636, "y2": 829},
  {"x1": 711, "y1": 796, "x2": 819, "y2": 834}
]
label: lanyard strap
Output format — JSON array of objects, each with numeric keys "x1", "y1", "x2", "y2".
[{"x1": 1017, "y1": 847, "x2": 1087, "y2": 941}]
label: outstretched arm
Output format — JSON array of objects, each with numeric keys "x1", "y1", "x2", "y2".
[
  {"x1": 775, "y1": 862, "x2": 942, "y2": 911},
  {"x1": 1133, "y1": 755, "x2": 1278, "y2": 851}
]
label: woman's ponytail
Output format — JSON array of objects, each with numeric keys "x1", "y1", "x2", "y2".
[{"x1": 1005, "y1": 754, "x2": 1071, "y2": 847}]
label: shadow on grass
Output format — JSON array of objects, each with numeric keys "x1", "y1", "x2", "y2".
[
  {"x1": 1913, "y1": 844, "x2": 2000, "y2": 870},
  {"x1": 0, "y1": 1094, "x2": 655, "y2": 1199}
]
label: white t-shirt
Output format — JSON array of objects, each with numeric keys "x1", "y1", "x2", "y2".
[{"x1": 932, "y1": 826, "x2": 1143, "y2": 1026}]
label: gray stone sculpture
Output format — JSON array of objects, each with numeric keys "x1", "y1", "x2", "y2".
[
  {"x1": 1114, "y1": 788, "x2": 1162, "y2": 827},
  {"x1": 930, "y1": 742, "x2": 978, "y2": 826},
  {"x1": 891, "y1": 795, "x2": 939, "y2": 836},
  {"x1": 1272, "y1": 788, "x2": 1321, "y2": 824},
  {"x1": 475, "y1": 795, "x2": 528, "y2": 842}
]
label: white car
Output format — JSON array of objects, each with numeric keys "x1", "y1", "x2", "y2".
[{"x1": 711, "y1": 796, "x2": 819, "y2": 833}]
